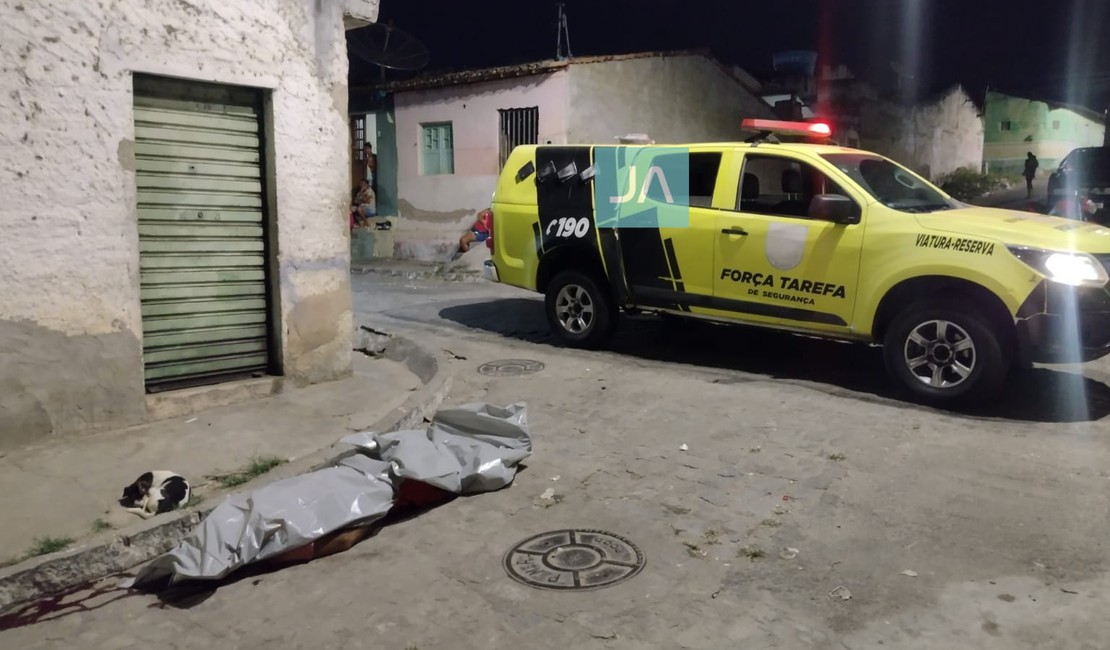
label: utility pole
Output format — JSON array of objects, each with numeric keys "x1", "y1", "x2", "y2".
[{"x1": 555, "y1": 3, "x2": 572, "y2": 61}]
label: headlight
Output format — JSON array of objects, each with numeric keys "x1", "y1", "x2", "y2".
[{"x1": 1008, "y1": 246, "x2": 1109, "y2": 287}]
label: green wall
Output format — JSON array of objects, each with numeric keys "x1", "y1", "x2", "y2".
[
  {"x1": 983, "y1": 91, "x2": 1104, "y2": 175},
  {"x1": 373, "y1": 99, "x2": 398, "y2": 218}
]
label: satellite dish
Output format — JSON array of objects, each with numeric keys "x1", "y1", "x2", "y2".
[{"x1": 348, "y1": 23, "x2": 429, "y2": 72}]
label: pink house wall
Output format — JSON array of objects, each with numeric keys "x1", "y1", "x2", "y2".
[{"x1": 393, "y1": 70, "x2": 569, "y2": 222}]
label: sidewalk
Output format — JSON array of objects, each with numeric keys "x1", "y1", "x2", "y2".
[
  {"x1": 0, "y1": 350, "x2": 423, "y2": 567},
  {"x1": 972, "y1": 177, "x2": 1048, "y2": 212},
  {"x1": 351, "y1": 245, "x2": 491, "y2": 282}
]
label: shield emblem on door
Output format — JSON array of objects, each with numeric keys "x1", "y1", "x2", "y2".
[{"x1": 765, "y1": 222, "x2": 808, "y2": 271}]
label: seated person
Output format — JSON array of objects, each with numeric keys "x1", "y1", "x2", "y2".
[
  {"x1": 457, "y1": 209, "x2": 492, "y2": 254},
  {"x1": 351, "y1": 180, "x2": 376, "y2": 228}
]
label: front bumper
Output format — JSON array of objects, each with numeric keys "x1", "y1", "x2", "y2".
[
  {"x1": 483, "y1": 260, "x2": 501, "y2": 283},
  {"x1": 1016, "y1": 280, "x2": 1110, "y2": 364}
]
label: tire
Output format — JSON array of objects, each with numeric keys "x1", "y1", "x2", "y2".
[
  {"x1": 882, "y1": 300, "x2": 1010, "y2": 407},
  {"x1": 544, "y1": 269, "x2": 616, "y2": 349}
]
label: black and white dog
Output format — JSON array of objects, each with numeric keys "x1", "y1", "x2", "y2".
[{"x1": 119, "y1": 471, "x2": 191, "y2": 519}]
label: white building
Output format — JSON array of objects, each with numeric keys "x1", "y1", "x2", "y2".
[
  {"x1": 351, "y1": 50, "x2": 776, "y2": 260},
  {"x1": 0, "y1": 0, "x2": 379, "y2": 448},
  {"x1": 859, "y1": 85, "x2": 985, "y2": 180}
]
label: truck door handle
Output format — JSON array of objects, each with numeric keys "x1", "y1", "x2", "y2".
[{"x1": 721, "y1": 227, "x2": 748, "y2": 236}]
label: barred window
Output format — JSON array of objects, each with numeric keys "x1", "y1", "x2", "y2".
[{"x1": 498, "y1": 107, "x2": 539, "y2": 169}]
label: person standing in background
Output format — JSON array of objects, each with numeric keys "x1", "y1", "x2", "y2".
[{"x1": 1023, "y1": 152, "x2": 1039, "y2": 199}]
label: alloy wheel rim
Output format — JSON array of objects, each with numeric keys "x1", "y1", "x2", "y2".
[
  {"x1": 554, "y1": 284, "x2": 595, "y2": 334},
  {"x1": 903, "y1": 319, "x2": 976, "y2": 389}
]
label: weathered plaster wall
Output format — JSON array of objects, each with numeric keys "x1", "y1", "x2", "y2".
[
  {"x1": 343, "y1": 0, "x2": 378, "y2": 28},
  {"x1": 0, "y1": 0, "x2": 370, "y2": 448},
  {"x1": 860, "y1": 87, "x2": 984, "y2": 180},
  {"x1": 388, "y1": 55, "x2": 774, "y2": 261},
  {"x1": 566, "y1": 54, "x2": 775, "y2": 144},
  {"x1": 392, "y1": 71, "x2": 570, "y2": 259},
  {"x1": 983, "y1": 91, "x2": 1105, "y2": 174}
]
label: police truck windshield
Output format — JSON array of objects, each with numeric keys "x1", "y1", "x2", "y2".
[{"x1": 822, "y1": 153, "x2": 957, "y2": 213}]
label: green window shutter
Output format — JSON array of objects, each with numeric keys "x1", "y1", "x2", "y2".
[
  {"x1": 421, "y1": 123, "x2": 454, "y2": 175},
  {"x1": 421, "y1": 125, "x2": 435, "y2": 175},
  {"x1": 441, "y1": 124, "x2": 454, "y2": 174},
  {"x1": 133, "y1": 75, "x2": 273, "y2": 391}
]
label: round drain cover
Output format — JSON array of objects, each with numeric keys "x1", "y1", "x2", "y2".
[
  {"x1": 477, "y1": 359, "x2": 545, "y2": 377},
  {"x1": 504, "y1": 529, "x2": 645, "y2": 591}
]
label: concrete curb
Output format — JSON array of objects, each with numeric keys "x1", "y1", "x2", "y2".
[
  {"x1": 351, "y1": 263, "x2": 485, "y2": 284},
  {"x1": 0, "y1": 333, "x2": 453, "y2": 613}
]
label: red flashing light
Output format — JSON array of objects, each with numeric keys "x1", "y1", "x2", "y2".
[
  {"x1": 742, "y1": 119, "x2": 833, "y2": 137},
  {"x1": 808, "y1": 122, "x2": 832, "y2": 136}
]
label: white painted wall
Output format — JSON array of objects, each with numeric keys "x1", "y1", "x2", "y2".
[
  {"x1": 343, "y1": 0, "x2": 378, "y2": 27},
  {"x1": 861, "y1": 87, "x2": 984, "y2": 180},
  {"x1": 392, "y1": 71, "x2": 570, "y2": 258},
  {"x1": 0, "y1": 0, "x2": 373, "y2": 446},
  {"x1": 389, "y1": 55, "x2": 775, "y2": 261},
  {"x1": 566, "y1": 54, "x2": 776, "y2": 144},
  {"x1": 915, "y1": 88, "x2": 986, "y2": 179}
]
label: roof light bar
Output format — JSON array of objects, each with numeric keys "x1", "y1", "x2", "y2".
[{"x1": 742, "y1": 119, "x2": 833, "y2": 137}]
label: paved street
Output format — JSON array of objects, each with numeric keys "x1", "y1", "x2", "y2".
[
  {"x1": 972, "y1": 177, "x2": 1049, "y2": 212},
  {"x1": 4, "y1": 272, "x2": 1110, "y2": 649}
]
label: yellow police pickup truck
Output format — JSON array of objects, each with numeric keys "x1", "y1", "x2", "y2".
[{"x1": 483, "y1": 119, "x2": 1110, "y2": 406}]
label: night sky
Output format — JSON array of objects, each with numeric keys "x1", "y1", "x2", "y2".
[{"x1": 353, "y1": 0, "x2": 1110, "y2": 111}]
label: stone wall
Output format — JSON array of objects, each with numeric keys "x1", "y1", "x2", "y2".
[
  {"x1": 860, "y1": 87, "x2": 984, "y2": 181},
  {"x1": 566, "y1": 53, "x2": 775, "y2": 144},
  {"x1": 0, "y1": 0, "x2": 374, "y2": 448}
]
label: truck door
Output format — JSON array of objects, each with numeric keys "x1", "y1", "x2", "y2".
[
  {"x1": 711, "y1": 150, "x2": 867, "y2": 333},
  {"x1": 595, "y1": 147, "x2": 723, "y2": 311}
]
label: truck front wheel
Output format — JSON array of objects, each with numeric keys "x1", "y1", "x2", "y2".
[
  {"x1": 882, "y1": 301, "x2": 1010, "y2": 406},
  {"x1": 545, "y1": 269, "x2": 616, "y2": 349}
]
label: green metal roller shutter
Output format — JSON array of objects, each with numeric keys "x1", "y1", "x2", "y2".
[{"x1": 133, "y1": 76, "x2": 274, "y2": 391}]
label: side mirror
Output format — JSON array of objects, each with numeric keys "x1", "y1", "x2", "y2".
[{"x1": 809, "y1": 194, "x2": 859, "y2": 224}]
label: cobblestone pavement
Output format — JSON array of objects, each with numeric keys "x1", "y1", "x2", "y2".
[{"x1": 3, "y1": 273, "x2": 1109, "y2": 650}]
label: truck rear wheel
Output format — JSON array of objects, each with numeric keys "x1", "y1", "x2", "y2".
[
  {"x1": 545, "y1": 269, "x2": 616, "y2": 349},
  {"x1": 882, "y1": 300, "x2": 1009, "y2": 407}
]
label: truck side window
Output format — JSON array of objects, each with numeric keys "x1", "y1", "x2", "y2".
[
  {"x1": 738, "y1": 154, "x2": 855, "y2": 220},
  {"x1": 641, "y1": 151, "x2": 722, "y2": 208},
  {"x1": 688, "y1": 152, "x2": 722, "y2": 207}
]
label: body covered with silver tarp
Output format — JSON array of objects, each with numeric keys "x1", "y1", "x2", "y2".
[{"x1": 129, "y1": 402, "x2": 531, "y2": 586}]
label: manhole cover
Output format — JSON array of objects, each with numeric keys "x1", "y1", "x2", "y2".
[
  {"x1": 477, "y1": 359, "x2": 545, "y2": 377},
  {"x1": 503, "y1": 529, "x2": 645, "y2": 591}
]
